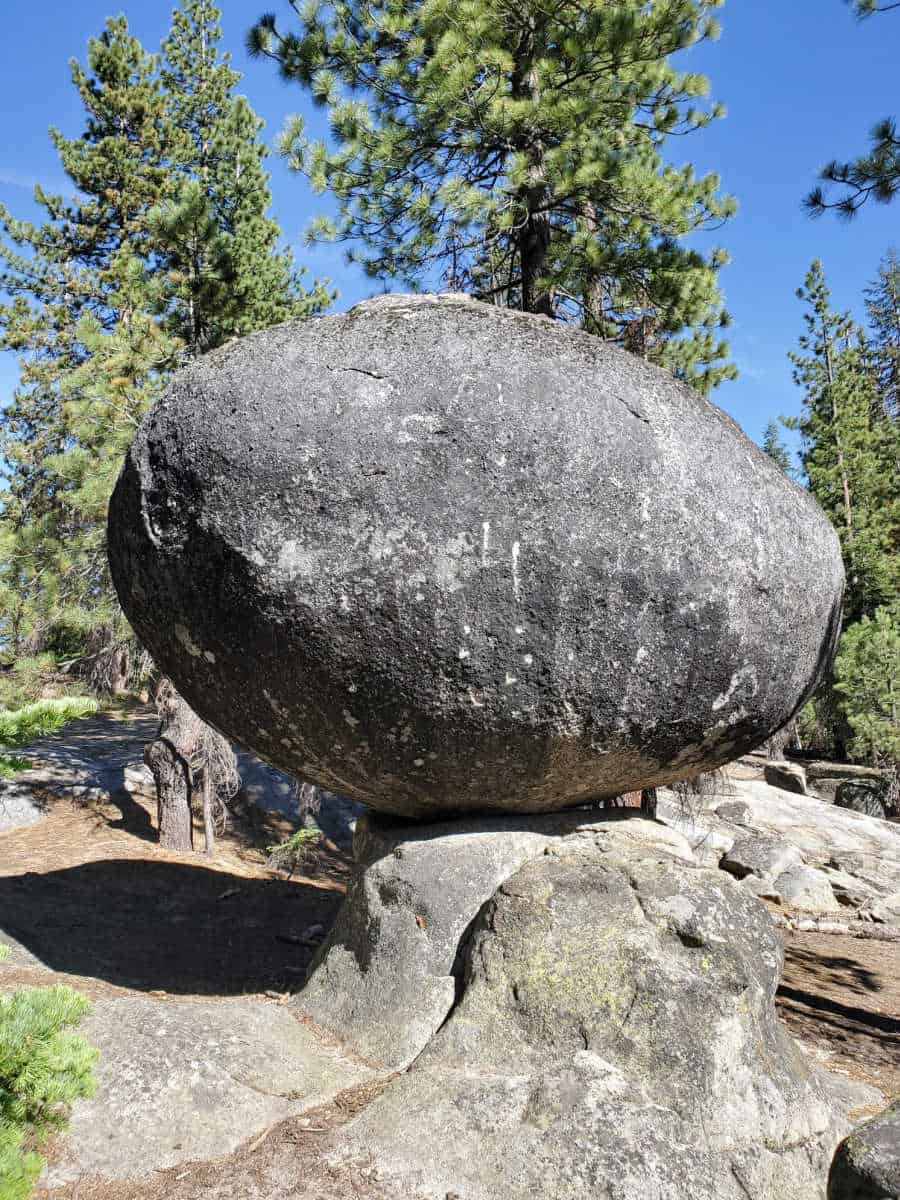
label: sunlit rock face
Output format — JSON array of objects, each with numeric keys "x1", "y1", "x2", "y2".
[{"x1": 108, "y1": 293, "x2": 843, "y2": 820}]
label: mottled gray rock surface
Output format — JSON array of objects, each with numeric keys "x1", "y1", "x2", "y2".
[
  {"x1": 658, "y1": 776, "x2": 900, "y2": 917},
  {"x1": 720, "y1": 832, "x2": 804, "y2": 882},
  {"x1": 46, "y1": 995, "x2": 378, "y2": 1185},
  {"x1": 298, "y1": 808, "x2": 692, "y2": 1070},
  {"x1": 0, "y1": 780, "x2": 47, "y2": 832},
  {"x1": 109, "y1": 293, "x2": 844, "y2": 819},
  {"x1": 328, "y1": 840, "x2": 860, "y2": 1200},
  {"x1": 829, "y1": 1102, "x2": 900, "y2": 1199}
]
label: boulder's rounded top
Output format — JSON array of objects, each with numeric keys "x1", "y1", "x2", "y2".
[{"x1": 109, "y1": 293, "x2": 843, "y2": 820}]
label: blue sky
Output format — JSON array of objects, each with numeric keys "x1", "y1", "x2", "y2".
[{"x1": 0, "y1": 0, "x2": 897, "y2": 451}]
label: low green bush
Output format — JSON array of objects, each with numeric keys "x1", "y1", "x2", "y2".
[{"x1": 0, "y1": 982, "x2": 98, "y2": 1200}]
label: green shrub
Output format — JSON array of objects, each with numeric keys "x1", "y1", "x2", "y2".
[
  {"x1": 266, "y1": 828, "x2": 322, "y2": 876},
  {"x1": 0, "y1": 698, "x2": 97, "y2": 778},
  {"x1": 0, "y1": 985, "x2": 98, "y2": 1200},
  {"x1": 0, "y1": 658, "x2": 65, "y2": 713}
]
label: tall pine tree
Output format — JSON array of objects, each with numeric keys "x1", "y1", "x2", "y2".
[
  {"x1": 0, "y1": 2, "x2": 330, "y2": 694},
  {"x1": 248, "y1": 0, "x2": 736, "y2": 392},
  {"x1": 788, "y1": 260, "x2": 900, "y2": 624}
]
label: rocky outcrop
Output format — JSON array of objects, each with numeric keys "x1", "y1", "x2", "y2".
[
  {"x1": 45, "y1": 995, "x2": 378, "y2": 1186},
  {"x1": 829, "y1": 1102, "x2": 900, "y2": 1199},
  {"x1": 108, "y1": 293, "x2": 844, "y2": 820},
  {"x1": 765, "y1": 760, "x2": 808, "y2": 794},
  {"x1": 324, "y1": 828, "x2": 862, "y2": 1200},
  {"x1": 298, "y1": 809, "x2": 692, "y2": 1071},
  {"x1": 658, "y1": 775, "x2": 900, "y2": 919},
  {"x1": 807, "y1": 761, "x2": 890, "y2": 805}
]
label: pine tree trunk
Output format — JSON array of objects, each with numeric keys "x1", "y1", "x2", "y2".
[
  {"x1": 202, "y1": 771, "x2": 216, "y2": 857},
  {"x1": 519, "y1": 206, "x2": 552, "y2": 316},
  {"x1": 145, "y1": 736, "x2": 194, "y2": 850},
  {"x1": 512, "y1": 22, "x2": 553, "y2": 318}
]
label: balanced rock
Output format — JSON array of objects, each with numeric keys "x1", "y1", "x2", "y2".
[{"x1": 108, "y1": 294, "x2": 844, "y2": 819}]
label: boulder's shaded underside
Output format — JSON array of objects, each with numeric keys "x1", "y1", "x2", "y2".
[{"x1": 108, "y1": 294, "x2": 843, "y2": 819}]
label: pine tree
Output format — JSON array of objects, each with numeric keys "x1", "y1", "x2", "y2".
[
  {"x1": 833, "y1": 602, "x2": 900, "y2": 779},
  {"x1": 865, "y1": 248, "x2": 900, "y2": 420},
  {"x1": 0, "y1": 4, "x2": 329, "y2": 691},
  {"x1": 154, "y1": 0, "x2": 324, "y2": 352},
  {"x1": 806, "y1": 3, "x2": 899, "y2": 217},
  {"x1": 761, "y1": 421, "x2": 794, "y2": 475},
  {"x1": 0, "y1": 20, "x2": 171, "y2": 681},
  {"x1": 248, "y1": 0, "x2": 736, "y2": 392},
  {"x1": 788, "y1": 260, "x2": 900, "y2": 623}
]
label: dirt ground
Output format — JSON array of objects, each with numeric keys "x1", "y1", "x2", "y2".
[
  {"x1": 1, "y1": 745, "x2": 898, "y2": 1199},
  {"x1": 0, "y1": 784, "x2": 351, "y2": 1000},
  {"x1": 777, "y1": 929, "x2": 900, "y2": 1101}
]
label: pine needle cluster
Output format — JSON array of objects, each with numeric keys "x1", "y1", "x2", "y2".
[
  {"x1": 248, "y1": 0, "x2": 737, "y2": 392},
  {"x1": 0, "y1": 985, "x2": 98, "y2": 1200}
]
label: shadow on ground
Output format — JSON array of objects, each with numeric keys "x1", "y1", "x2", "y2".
[
  {"x1": 777, "y1": 934, "x2": 900, "y2": 1095},
  {"x1": 0, "y1": 858, "x2": 345, "y2": 995}
]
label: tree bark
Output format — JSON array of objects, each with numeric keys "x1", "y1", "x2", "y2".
[
  {"x1": 144, "y1": 676, "x2": 239, "y2": 853},
  {"x1": 201, "y1": 771, "x2": 216, "y2": 857},
  {"x1": 145, "y1": 735, "x2": 193, "y2": 851}
]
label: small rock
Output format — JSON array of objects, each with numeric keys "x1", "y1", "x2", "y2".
[
  {"x1": 807, "y1": 761, "x2": 888, "y2": 806},
  {"x1": 774, "y1": 866, "x2": 841, "y2": 913},
  {"x1": 764, "y1": 761, "x2": 808, "y2": 795},
  {"x1": 835, "y1": 781, "x2": 887, "y2": 820},
  {"x1": 741, "y1": 876, "x2": 783, "y2": 902},
  {"x1": 869, "y1": 892, "x2": 900, "y2": 926},
  {"x1": 715, "y1": 800, "x2": 751, "y2": 824},
  {"x1": 0, "y1": 780, "x2": 47, "y2": 832},
  {"x1": 720, "y1": 834, "x2": 803, "y2": 883},
  {"x1": 828, "y1": 1101, "x2": 900, "y2": 1199}
]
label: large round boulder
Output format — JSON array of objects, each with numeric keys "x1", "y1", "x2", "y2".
[{"x1": 108, "y1": 294, "x2": 843, "y2": 819}]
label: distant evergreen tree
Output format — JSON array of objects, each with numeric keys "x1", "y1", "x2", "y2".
[
  {"x1": 865, "y1": 248, "x2": 900, "y2": 420},
  {"x1": 788, "y1": 260, "x2": 900, "y2": 623},
  {"x1": 833, "y1": 602, "x2": 900, "y2": 778},
  {"x1": 761, "y1": 421, "x2": 794, "y2": 474},
  {"x1": 0, "y1": 3, "x2": 330, "y2": 693},
  {"x1": 0, "y1": 20, "x2": 171, "y2": 681},
  {"x1": 248, "y1": 0, "x2": 737, "y2": 393}
]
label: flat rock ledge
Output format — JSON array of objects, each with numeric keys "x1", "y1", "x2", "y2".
[
  {"x1": 299, "y1": 812, "x2": 869, "y2": 1200},
  {"x1": 44, "y1": 996, "x2": 379, "y2": 1186}
]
